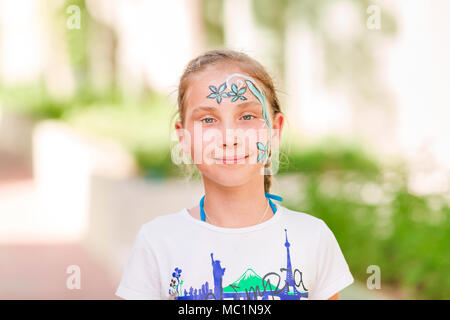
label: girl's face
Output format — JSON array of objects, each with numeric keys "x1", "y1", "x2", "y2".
[{"x1": 175, "y1": 64, "x2": 284, "y2": 188}]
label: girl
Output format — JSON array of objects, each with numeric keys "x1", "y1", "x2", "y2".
[{"x1": 115, "y1": 49, "x2": 354, "y2": 300}]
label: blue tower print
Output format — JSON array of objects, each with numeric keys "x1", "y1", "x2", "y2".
[
  {"x1": 275, "y1": 229, "x2": 309, "y2": 300},
  {"x1": 173, "y1": 228, "x2": 309, "y2": 300}
]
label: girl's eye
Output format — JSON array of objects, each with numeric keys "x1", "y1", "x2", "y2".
[
  {"x1": 201, "y1": 117, "x2": 216, "y2": 124},
  {"x1": 241, "y1": 114, "x2": 255, "y2": 120}
]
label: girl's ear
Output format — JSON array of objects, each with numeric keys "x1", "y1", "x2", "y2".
[
  {"x1": 175, "y1": 121, "x2": 190, "y2": 153},
  {"x1": 270, "y1": 112, "x2": 284, "y2": 148},
  {"x1": 175, "y1": 121, "x2": 184, "y2": 143}
]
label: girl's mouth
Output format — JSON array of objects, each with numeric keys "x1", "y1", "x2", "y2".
[{"x1": 213, "y1": 154, "x2": 249, "y2": 164}]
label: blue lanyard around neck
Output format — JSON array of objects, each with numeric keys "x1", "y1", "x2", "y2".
[{"x1": 199, "y1": 192, "x2": 283, "y2": 222}]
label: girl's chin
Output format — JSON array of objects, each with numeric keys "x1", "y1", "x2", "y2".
[
  {"x1": 199, "y1": 165, "x2": 263, "y2": 186},
  {"x1": 202, "y1": 162, "x2": 262, "y2": 170}
]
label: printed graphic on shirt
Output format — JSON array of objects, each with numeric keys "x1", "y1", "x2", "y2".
[{"x1": 168, "y1": 229, "x2": 309, "y2": 300}]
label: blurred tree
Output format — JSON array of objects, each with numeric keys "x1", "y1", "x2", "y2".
[{"x1": 251, "y1": 0, "x2": 396, "y2": 82}]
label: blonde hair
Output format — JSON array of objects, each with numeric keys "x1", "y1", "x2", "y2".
[{"x1": 173, "y1": 49, "x2": 283, "y2": 193}]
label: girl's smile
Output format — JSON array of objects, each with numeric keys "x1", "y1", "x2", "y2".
[{"x1": 213, "y1": 153, "x2": 250, "y2": 165}]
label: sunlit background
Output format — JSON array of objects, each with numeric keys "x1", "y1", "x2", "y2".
[{"x1": 0, "y1": 0, "x2": 449, "y2": 300}]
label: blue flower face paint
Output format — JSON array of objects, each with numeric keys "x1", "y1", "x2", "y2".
[
  {"x1": 207, "y1": 83, "x2": 229, "y2": 104},
  {"x1": 227, "y1": 83, "x2": 247, "y2": 102},
  {"x1": 206, "y1": 73, "x2": 273, "y2": 165}
]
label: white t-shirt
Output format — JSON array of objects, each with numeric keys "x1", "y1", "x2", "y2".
[{"x1": 115, "y1": 203, "x2": 354, "y2": 300}]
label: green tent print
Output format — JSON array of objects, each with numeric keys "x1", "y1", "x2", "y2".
[{"x1": 223, "y1": 268, "x2": 280, "y2": 294}]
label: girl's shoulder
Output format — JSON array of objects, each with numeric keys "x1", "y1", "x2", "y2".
[
  {"x1": 129, "y1": 208, "x2": 188, "y2": 250},
  {"x1": 280, "y1": 205, "x2": 328, "y2": 229},
  {"x1": 139, "y1": 208, "x2": 187, "y2": 232}
]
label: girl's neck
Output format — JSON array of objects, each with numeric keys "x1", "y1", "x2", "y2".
[{"x1": 201, "y1": 175, "x2": 271, "y2": 228}]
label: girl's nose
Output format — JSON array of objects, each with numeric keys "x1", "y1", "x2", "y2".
[
  {"x1": 218, "y1": 120, "x2": 236, "y2": 145},
  {"x1": 222, "y1": 134, "x2": 238, "y2": 147}
]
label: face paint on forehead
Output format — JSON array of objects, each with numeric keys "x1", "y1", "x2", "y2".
[{"x1": 206, "y1": 73, "x2": 273, "y2": 165}]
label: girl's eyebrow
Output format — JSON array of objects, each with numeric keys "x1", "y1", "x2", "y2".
[
  {"x1": 190, "y1": 106, "x2": 218, "y2": 116},
  {"x1": 190, "y1": 101, "x2": 260, "y2": 116},
  {"x1": 235, "y1": 101, "x2": 260, "y2": 109}
]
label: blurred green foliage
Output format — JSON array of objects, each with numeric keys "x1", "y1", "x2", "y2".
[
  {"x1": 61, "y1": 0, "x2": 90, "y2": 84},
  {"x1": 0, "y1": 83, "x2": 122, "y2": 119},
  {"x1": 278, "y1": 139, "x2": 380, "y2": 177},
  {"x1": 283, "y1": 166, "x2": 450, "y2": 299},
  {"x1": 202, "y1": 0, "x2": 225, "y2": 47}
]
